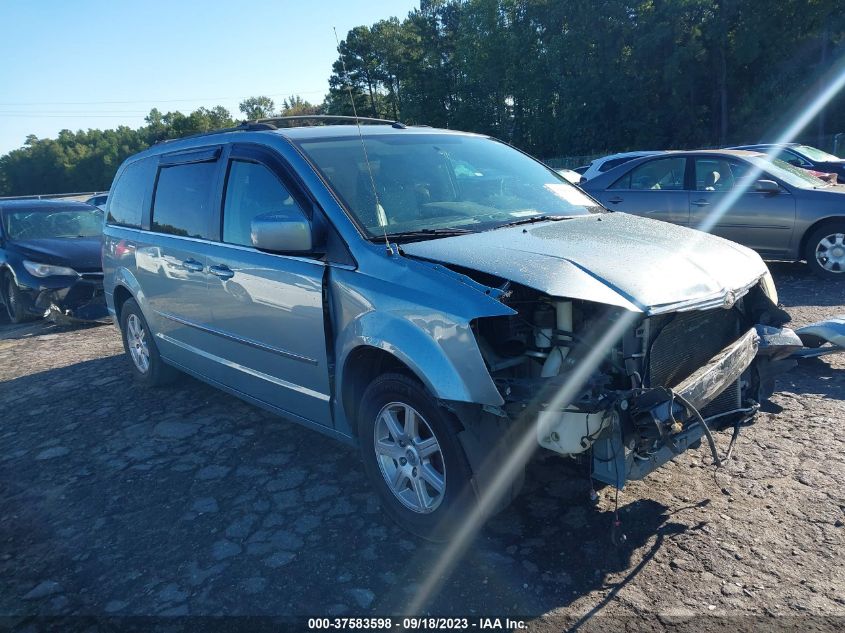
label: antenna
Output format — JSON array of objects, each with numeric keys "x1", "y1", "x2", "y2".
[{"x1": 333, "y1": 26, "x2": 394, "y2": 256}]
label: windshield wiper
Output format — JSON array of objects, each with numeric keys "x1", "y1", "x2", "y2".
[
  {"x1": 495, "y1": 215, "x2": 570, "y2": 229},
  {"x1": 375, "y1": 228, "x2": 476, "y2": 242}
]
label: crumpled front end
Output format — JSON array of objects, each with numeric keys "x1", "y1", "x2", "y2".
[
  {"x1": 32, "y1": 273, "x2": 109, "y2": 323},
  {"x1": 471, "y1": 279, "x2": 799, "y2": 489}
]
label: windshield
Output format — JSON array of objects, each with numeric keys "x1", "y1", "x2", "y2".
[
  {"x1": 747, "y1": 156, "x2": 828, "y2": 188},
  {"x1": 296, "y1": 133, "x2": 603, "y2": 239},
  {"x1": 795, "y1": 144, "x2": 841, "y2": 162},
  {"x1": 3, "y1": 207, "x2": 103, "y2": 240}
]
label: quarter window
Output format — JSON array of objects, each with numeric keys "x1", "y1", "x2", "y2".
[
  {"x1": 107, "y1": 157, "x2": 156, "y2": 228},
  {"x1": 611, "y1": 157, "x2": 686, "y2": 190},
  {"x1": 222, "y1": 160, "x2": 305, "y2": 247},
  {"x1": 151, "y1": 161, "x2": 217, "y2": 238}
]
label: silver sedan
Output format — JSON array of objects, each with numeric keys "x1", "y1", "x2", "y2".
[{"x1": 582, "y1": 149, "x2": 845, "y2": 278}]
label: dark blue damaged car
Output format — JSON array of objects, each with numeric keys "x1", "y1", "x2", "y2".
[{"x1": 0, "y1": 199, "x2": 108, "y2": 324}]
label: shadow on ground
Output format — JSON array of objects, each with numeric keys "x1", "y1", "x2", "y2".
[{"x1": 0, "y1": 352, "x2": 689, "y2": 619}]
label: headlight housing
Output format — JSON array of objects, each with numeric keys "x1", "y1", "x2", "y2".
[
  {"x1": 23, "y1": 260, "x2": 79, "y2": 278},
  {"x1": 760, "y1": 267, "x2": 779, "y2": 305}
]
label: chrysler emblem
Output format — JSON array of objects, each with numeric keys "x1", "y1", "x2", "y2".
[{"x1": 722, "y1": 290, "x2": 737, "y2": 309}]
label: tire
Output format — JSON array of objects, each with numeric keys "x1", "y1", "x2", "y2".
[
  {"x1": 3, "y1": 273, "x2": 38, "y2": 324},
  {"x1": 805, "y1": 222, "x2": 845, "y2": 279},
  {"x1": 358, "y1": 373, "x2": 477, "y2": 542},
  {"x1": 119, "y1": 298, "x2": 178, "y2": 386}
]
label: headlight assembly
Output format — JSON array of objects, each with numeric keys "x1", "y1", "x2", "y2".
[
  {"x1": 23, "y1": 260, "x2": 79, "y2": 278},
  {"x1": 760, "y1": 267, "x2": 779, "y2": 305}
]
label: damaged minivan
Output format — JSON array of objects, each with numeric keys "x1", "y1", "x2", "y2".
[{"x1": 102, "y1": 120, "x2": 799, "y2": 540}]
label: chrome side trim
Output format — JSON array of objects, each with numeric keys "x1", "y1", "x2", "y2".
[
  {"x1": 157, "y1": 332, "x2": 330, "y2": 402},
  {"x1": 155, "y1": 310, "x2": 318, "y2": 366}
]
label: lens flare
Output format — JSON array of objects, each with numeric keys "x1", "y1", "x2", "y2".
[{"x1": 404, "y1": 53, "x2": 845, "y2": 616}]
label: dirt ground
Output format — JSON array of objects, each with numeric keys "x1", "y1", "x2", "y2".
[{"x1": 0, "y1": 261, "x2": 842, "y2": 631}]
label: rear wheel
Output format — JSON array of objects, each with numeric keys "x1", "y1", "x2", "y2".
[
  {"x1": 358, "y1": 373, "x2": 477, "y2": 542},
  {"x1": 805, "y1": 222, "x2": 845, "y2": 279},
  {"x1": 3, "y1": 274, "x2": 38, "y2": 324},
  {"x1": 119, "y1": 298, "x2": 178, "y2": 386}
]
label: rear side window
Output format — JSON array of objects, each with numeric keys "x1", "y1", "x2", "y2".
[
  {"x1": 151, "y1": 162, "x2": 217, "y2": 238},
  {"x1": 612, "y1": 157, "x2": 686, "y2": 190},
  {"x1": 222, "y1": 160, "x2": 305, "y2": 247},
  {"x1": 107, "y1": 157, "x2": 155, "y2": 227}
]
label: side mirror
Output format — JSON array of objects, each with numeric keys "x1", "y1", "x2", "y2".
[
  {"x1": 755, "y1": 179, "x2": 779, "y2": 194},
  {"x1": 251, "y1": 210, "x2": 314, "y2": 253}
]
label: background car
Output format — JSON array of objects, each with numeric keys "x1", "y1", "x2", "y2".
[
  {"x1": 0, "y1": 199, "x2": 107, "y2": 323},
  {"x1": 556, "y1": 168, "x2": 583, "y2": 185},
  {"x1": 85, "y1": 193, "x2": 109, "y2": 210},
  {"x1": 729, "y1": 143, "x2": 845, "y2": 181},
  {"x1": 580, "y1": 150, "x2": 662, "y2": 181},
  {"x1": 581, "y1": 149, "x2": 845, "y2": 278}
]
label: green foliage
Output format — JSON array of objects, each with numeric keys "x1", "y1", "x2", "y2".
[
  {"x1": 0, "y1": 104, "x2": 241, "y2": 196},
  {"x1": 238, "y1": 96, "x2": 277, "y2": 120},
  {"x1": 328, "y1": 0, "x2": 845, "y2": 157},
  {"x1": 2, "y1": 1, "x2": 843, "y2": 196}
]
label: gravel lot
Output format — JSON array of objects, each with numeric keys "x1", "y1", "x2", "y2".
[{"x1": 1, "y1": 262, "x2": 843, "y2": 629}]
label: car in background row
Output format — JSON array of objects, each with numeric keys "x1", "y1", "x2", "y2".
[
  {"x1": 581, "y1": 149, "x2": 845, "y2": 278},
  {"x1": 555, "y1": 168, "x2": 583, "y2": 185},
  {"x1": 86, "y1": 193, "x2": 109, "y2": 210},
  {"x1": 729, "y1": 143, "x2": 845, "y2": 182},
  {"x1": 580, "y1": 150, "x2": 661, "y2": 181},
  {"x1": 0, "y1": 200, "x2": 108, "y2": 323}
]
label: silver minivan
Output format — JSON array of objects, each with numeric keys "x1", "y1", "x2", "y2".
[{"x1": 103, "y1": 118, "x2": 798, "y2": 540}]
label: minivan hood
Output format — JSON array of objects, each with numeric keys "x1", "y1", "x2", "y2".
[
  {"x1": 402, "y1": 213, "x2": 768, "y2": 315},
  {"x1": 10, "y1": 237, "x2": 103, "y2": 272}
]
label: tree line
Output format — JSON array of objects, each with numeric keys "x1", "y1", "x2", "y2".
[
  {"x1": 2, "y1": 0, "x2": 844, "y2": 196},
  {"x1": 323, "y1": 0, "x2": 844, "y2": 159},
  {"x1": 0, "y1": 96, "x2": 319, "y2": 196}
]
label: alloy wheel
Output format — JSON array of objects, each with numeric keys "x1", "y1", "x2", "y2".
[
  {"x1": 373, "y1": 402, "x2": 446, "y2": 514},
  {"x1": 5, "y1": 279, "x2": 17, "y2": 321},
  {"x1": 815, "y1": 232, "x2": 845, "y2": 273},
  {"x1": 126, "y1": 313, "x2": 151, "y2": 373}
]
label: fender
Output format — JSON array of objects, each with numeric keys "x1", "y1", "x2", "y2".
[
  {"x1": 337, "y1": 309, "x2": 503, "y2": 407},
  {"x1": 109, "y1": 266, "x2": 149, "y2": 318}
]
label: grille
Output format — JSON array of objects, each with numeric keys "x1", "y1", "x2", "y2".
[{"x1": 647, "y1": 308, "x2": 741, "y2": 389}]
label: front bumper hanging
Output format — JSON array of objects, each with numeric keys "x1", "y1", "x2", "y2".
[
  {"x1": 591, "y1": 324, "x2": 799, "y2": 489},
  {"x1": 32, "y1": 276, "x2": 109, "y2": 323}
]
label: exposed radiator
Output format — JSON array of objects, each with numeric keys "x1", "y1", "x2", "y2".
[{"x1": 646, "y1": 308, "x2": 742, "y2": 397}]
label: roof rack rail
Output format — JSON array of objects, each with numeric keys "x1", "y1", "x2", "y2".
[
  {"x1": 153, "y1": 115, "x2": 407, "y2": 146},
  {"x1": 253, "y1": 115, "x2": 406, "y2": 128},
  {"x1": 153, "y1": 121, "x2": 276, "y2": 145}
]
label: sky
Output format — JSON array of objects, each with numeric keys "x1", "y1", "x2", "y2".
[{"x1": 0, "y1": 0, "x2": 418, "y2": 155}]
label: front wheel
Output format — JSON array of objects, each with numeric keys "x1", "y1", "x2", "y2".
[
  {"x1": 119, "y1": 298, "x2": 178, "y2": 386},
  {"x1": 358, "y1": 373, "x2": 477, "y2": 542},
  {"x1": 805, "y1": 223, "x2": 845, "y2": 279},
  {"x1": 3, "y1": 274, "x2": 38, "y2": 324}
]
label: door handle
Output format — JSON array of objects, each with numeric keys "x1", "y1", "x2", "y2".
[
  {"x1": 181, "y1": 258, "x2": 204, "y2": 272},
  {"x1": 607, "y1": 196, "x2": 624, "y2": 204},
  {"x1": 692, "y1": 199, "x2": 710, "y2": 207},
  {"x1": 209, "y1": 265, "x2": 234, "y2": 280}
]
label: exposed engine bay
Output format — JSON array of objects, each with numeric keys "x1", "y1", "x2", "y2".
[{"x1": 470, "y1": 276, "x2": 800, "y2": 489}]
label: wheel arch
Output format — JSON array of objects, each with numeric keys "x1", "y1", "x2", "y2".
[
  {"x1": 340, "y1": 346, "x2": 425, "y2": 438},
  {"x1": 799, "y1": 215, "x2": 845, "y2": 260},
  {"x1": 112, "y1": 284, "x2": 134, "y2": 322}
]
